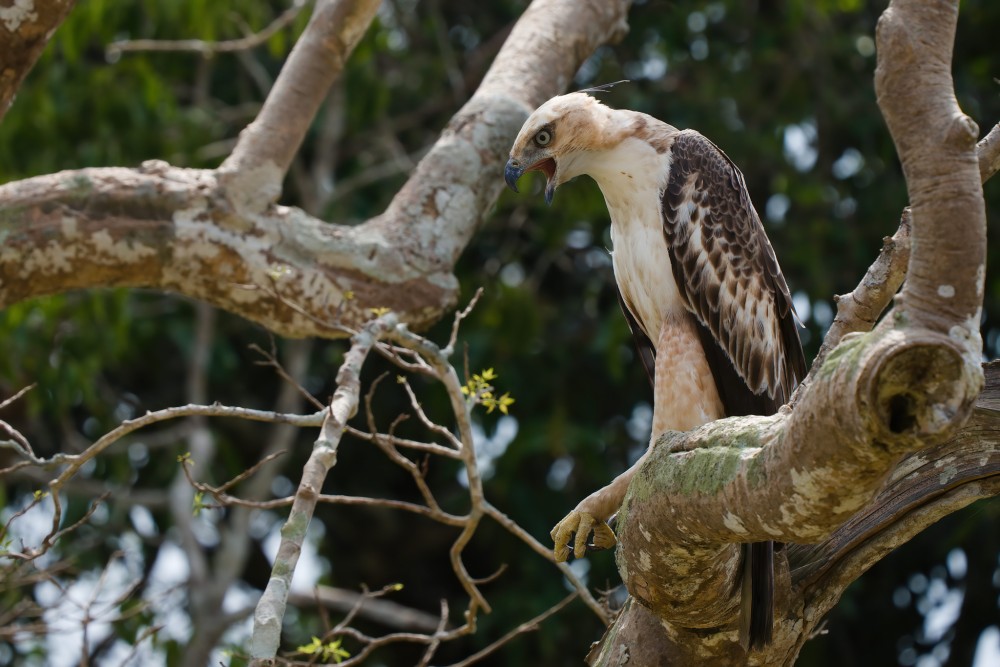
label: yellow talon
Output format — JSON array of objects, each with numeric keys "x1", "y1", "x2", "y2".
[{"x1": 550, "y1": 511, "x2": 617, "y2": 562}]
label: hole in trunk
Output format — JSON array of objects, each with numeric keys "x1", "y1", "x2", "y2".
[{"x1": 887, "y1": 394, "x2": 917, "y2": 433}]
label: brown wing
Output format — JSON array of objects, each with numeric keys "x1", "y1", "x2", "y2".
[
  {"x1": 616, "y1": 287, "x2": 656, "y2": 389},
  {"x1": 661, "y1": 130, "x2": 806, "y2": 414}
]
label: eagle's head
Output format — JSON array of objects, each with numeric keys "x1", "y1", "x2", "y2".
[{"x1": 505, "y1": 92, "x2": 614, "y2": 205}]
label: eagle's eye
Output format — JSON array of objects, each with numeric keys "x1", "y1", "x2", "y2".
[{"x1": 534, "y1": 129, "x2": 552, "y2": 146}]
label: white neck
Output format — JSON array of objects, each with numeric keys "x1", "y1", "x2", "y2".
[{"x1": 565, "y1": 138, "x2": 668, "y2": 214}]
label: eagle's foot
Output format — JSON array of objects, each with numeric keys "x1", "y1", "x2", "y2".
[{"x1": 550, "y1": 511, "x2": 617, "y2": 562}]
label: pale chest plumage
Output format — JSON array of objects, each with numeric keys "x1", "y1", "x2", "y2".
[{"x1": 584, "y1": 138, "x2": 685, "y2": 342}]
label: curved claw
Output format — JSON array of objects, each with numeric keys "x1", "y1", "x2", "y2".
[{"x1": 550, "y1": 511, "x2": 617, "y2": 562}]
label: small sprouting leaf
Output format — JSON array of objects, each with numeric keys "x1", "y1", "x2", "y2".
[
  {"x1": 192, "y1": 491, "x2": 205, "y2": 517},
  {"x1": 297, "y1": 636, "x2": 351, "y2": 663},
  {"x1": 498, "y1": 392, "x2": 515, "y2": 415},
  {"x1": 297, "y1": 637, "x2": 323, "y2": 655},
  {"x1": 370, "y1": 307, "x2": 391, "y2": 317}
]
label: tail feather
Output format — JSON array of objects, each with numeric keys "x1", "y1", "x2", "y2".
[{"x1": 739, "y1": 541, "x2": 774, "y2": 651}]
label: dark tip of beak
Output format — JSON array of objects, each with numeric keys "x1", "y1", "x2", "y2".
[
  {"x1": 504, "y1": 159, "x2": 524, "y2": 193},
  {"x1": 544, "y1": 181, "x2": 555, "y2": 206}
]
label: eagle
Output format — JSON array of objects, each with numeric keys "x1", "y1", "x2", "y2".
[{"x1": 504, "y1": 92, "x2": 807, "y2": 650}]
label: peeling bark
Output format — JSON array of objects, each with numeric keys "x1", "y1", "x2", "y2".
[{"x1": 0, "y1": 0, "x2": 78, "y2": 123}]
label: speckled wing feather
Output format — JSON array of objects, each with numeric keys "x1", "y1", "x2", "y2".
[{"x1": 662, "y1": 130, "x2": 806, "y2": 410}]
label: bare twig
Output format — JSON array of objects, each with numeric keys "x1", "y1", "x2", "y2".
[
  {"x1": 445, "y1": 288, "x2": 485, "y2": 356},
  {"x1": 180, "y1": 450, "x2": 287, "y2": 499},
  {"x1": 436, "y1": 592, "x2": 579, "y2": 667},
  {"x1": 46, "y1": 403, "x2": 324, "y2": 487},
  {"x1": 107, "y1": 0, "x2": 311, "y2": 59},
  {"x1": 289, "y1": 585, "x2": 445, "y2": 633},
  {"x1": 416, "y1": 600, "x2": 451, "y2": 667},
  {"x1": 0, "y1": 384, "x2": 36, "y2": 411},
  {"x1": 250, "y1": 341, "x2": 325, "y2": 411},
  {"x1": 345, "y1": 425, "x2": 463, "y2": 459},
  {"x1": 482, "y1": 500, "x2": 608, "y2": 624}
]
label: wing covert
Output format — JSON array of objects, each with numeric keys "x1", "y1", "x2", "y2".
[{"x1": 661, "y1": 130, "x2": 806, "y2": 406}]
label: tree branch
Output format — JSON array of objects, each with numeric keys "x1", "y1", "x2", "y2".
[
  {"x1": 0, "y1": 0, "x2": 78, "y2": 124},
  {"x1": 249, "y1": 314, "x2": 395, "y2": 660},
  {"x1": 809, "y1": 122, "x2": 1000, "y2": 373},
  {"x1": 219, "y1": 0, "x2": 381, "y2": 185},
  {"x1": 0, "y1": 0, "x2": 633, "y2": 336},
  {"x1": 875, "y1": 0, "x2": 986, "y2": 338}
]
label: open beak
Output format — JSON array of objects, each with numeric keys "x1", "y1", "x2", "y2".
[{"x1": 504, "y1": 157, "x2": 558, "y2": 205}]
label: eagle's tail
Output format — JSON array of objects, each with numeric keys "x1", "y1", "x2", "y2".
[{"x1": 740, "y1": 540, "x2": 774, "y2": 651}]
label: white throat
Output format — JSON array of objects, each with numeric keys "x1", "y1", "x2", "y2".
[{"x1": 573, "y1": 138, "x2": 685, "y2": 342}]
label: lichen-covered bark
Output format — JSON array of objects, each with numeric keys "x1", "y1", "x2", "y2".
[
  {"x1": 0, "y1": 0, "x2": 78, "y2": 123},
  {"x1": 0, "y1": 0, "x2": 633, "y2": 336},
  {"x1": 594, "y1": 363, "x2": 1000, "y2": 666}
]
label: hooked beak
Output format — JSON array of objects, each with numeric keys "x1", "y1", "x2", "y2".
[
  {"x1": 504, "y1": 156, "x2": 558, "y2": 205},
  {"x1": 504, "y1": 158, "x2": 524, "y2": 193}
]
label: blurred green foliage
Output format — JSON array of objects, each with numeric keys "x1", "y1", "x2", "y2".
[{"x1": 1, "y1": 0, "x2": 999, "y2": 665}]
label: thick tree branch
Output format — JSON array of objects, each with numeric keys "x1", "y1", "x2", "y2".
[
  {"x1": 875, "y1": 1, "x2": 986, "y2": 338},
  {"x1": 0, "y1": 0, "x2": 632, "y2": 336},
  {"x1": 0, "y1": 0, "x2": 78, "y2": 123},
  {"x1": 594, "y1": 360, "x2": 1000, "y2": 666},
  {"x1": 810, "y1": 123, "x2": 1000, "y2": 373},
  {"x1": 220, "y1": 0, "x2": 380, "y2": 186}
]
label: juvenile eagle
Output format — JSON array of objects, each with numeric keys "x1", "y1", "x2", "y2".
[{"x1": 505, "y1": 92, "x2": 806, "y2": 649}]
